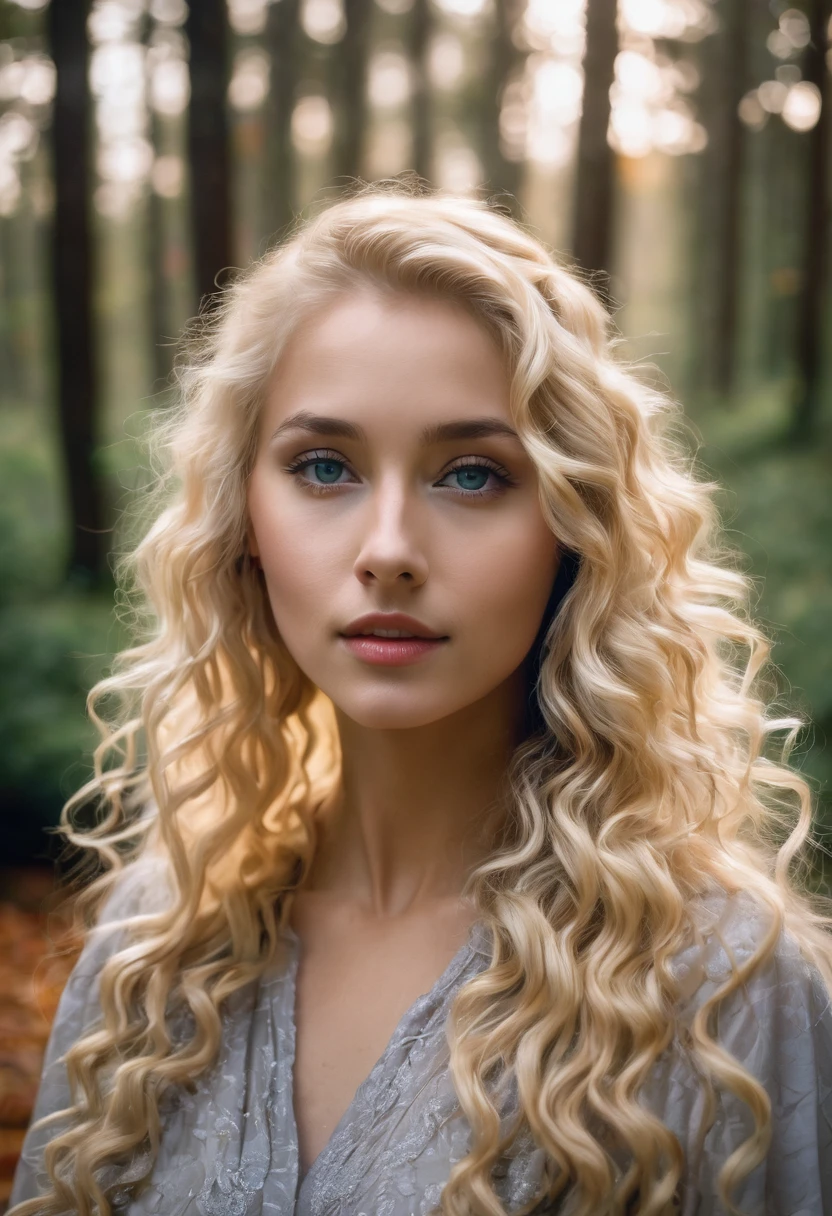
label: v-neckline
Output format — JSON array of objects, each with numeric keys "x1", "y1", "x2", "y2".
[{"x1": 283, "y1": 917, "x2": 483, "y2": 1204}]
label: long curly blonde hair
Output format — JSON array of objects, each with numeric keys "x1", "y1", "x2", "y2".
[{"x1": 13, "y1": 180, "x2": 832, "y2": 1216}]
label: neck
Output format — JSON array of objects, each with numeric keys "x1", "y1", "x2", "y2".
[{"x1": 301, "y1": 666, "x2": 529, "y2": 919}]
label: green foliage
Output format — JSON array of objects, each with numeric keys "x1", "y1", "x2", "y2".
[
  {"x1": 0, "y1": 403, "x2": 127, "y2": 862},
  {"x1": 690, "y1": 383, "x2": 832, "y2": 858}
]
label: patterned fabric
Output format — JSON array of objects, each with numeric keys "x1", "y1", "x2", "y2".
[{"x1": 9, "y1": 863, "x2": 832, "y2": 1216}]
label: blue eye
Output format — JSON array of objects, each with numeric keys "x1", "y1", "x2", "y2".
[
  {"x1": 436, "y1": 460, "x2": 512, "y2": 498},
  {"x1": 309, "y1": 459, "x2": 344, "y2": 484},
  {"x1": 284, "y1": 450, "x2": 514, "y2": 499},
  {"x1": 285, "y1": 452, "x2": 352, "y2": 491},
  {"x1": 446, "y1": 466, "x2": 490, "y2": 492}
]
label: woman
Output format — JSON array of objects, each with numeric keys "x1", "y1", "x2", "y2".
[{"x1": 9, "y1": 183, "x2": 832, "y2": 1216}]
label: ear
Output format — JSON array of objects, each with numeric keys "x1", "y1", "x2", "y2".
[{"x1": 246, "y1": 519, "x2": 260, "y2": 560}]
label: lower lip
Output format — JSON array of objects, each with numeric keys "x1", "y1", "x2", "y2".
[{"x1": 339, "y1": 635, "x2": 448, "y2": 666}]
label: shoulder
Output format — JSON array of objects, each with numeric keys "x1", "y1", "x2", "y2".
[
  {"x1": 649, "y1": 885, "x2": 832, "y2": 1215},
  {"x1": 669, "y1": 884, "x2": 832, "y2": 1033},
  {"x1": 95, "y1": 851, "x2": 175, "y2": 928},
  {"x1": 69, "y1": 853, "x2": 175, "y2": 983}
]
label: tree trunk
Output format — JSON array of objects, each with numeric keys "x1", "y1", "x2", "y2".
[
  {"x1": 572, "y1": 0, "x2": 619, "y2": 296},
  {"x1": 409, "y1": 0, "x2": 432, "y2": 183},
  {"x1": 47, "y1": 0, "x2": 105, "y2": 584},
  {"x1": 710, "y1": 0, "x2": 749, "y2": 398},
  {"x1": 334, "y1": 0, "x2": 371, "y2": 182},
  {"x1": 149, "y1": 177, "x2": 167, "y2": 387},
  {"x1": 186, "y1": 0, "x2": 232, "y2": 308},
  {"x1": 689, "y1": 22, "x2": 717, "y2": 395},
  {"x1": 0, "y1": 218, "x2": 20, "y2": 401},
  {"x1": 142, "y1": 12, "x2": 171, "y2": 388},
  {"x1": 265, "y1": 0, "x2": 300, "y2": 241},
  {"x1": 761, "y1": 116, "x2": 785, "y2": 380},
  {"x1": 791, "y1": 0, "x2": 831, "y2": 441},
  {"x1": 148, "y1": 93, "x2": 176, "y2": 388},
  {"x1": 480, "y1": 0, "x2": 526, "y2": 214}
]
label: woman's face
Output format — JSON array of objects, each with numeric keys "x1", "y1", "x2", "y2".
[{"x1": 247, "y1": 286, "x2": 560, "y2": 731}]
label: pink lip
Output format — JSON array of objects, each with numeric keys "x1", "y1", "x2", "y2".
[
  {"x1": 340, "y1": 635, "x2": 448, "y2": 667},
  {"x1": 341, "y1": 612, "x2": 446, "y2": 639}
]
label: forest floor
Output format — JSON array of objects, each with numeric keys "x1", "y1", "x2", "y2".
[{"x1": 0, "y1": 868, "x2": 81, "y2": 1211}]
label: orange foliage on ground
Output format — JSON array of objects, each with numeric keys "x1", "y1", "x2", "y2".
[{"x1": 0, "y1": 870, "x2": 82, "y2": 1211}]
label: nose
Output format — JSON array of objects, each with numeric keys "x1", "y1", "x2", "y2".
[{"x1": 351, "y1": 475, "x2": 429, "y2": 588}]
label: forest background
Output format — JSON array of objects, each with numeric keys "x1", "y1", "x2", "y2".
[
  {"x1": 1, "y1": 0, "x2": 831, "y2": 889},
  {"x1": 1, "y1": 0, "x2": 832, "y2": 1198}
]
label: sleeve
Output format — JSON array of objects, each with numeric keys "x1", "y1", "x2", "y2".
[
  {"x1": 7, "y1": 858, "x2": 172, "y2": 1211},
  {"x1": 677, "y1": 911, "x2": 832, "y2": 1216}
]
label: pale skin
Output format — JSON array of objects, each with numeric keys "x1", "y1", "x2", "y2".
[{"x1": 247, "y1": 285, "x2": 561, "y2": 1180}]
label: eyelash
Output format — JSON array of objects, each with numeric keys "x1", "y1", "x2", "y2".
[{"x1": 283, "y1": 448, "x2": 516, "y2": 500}]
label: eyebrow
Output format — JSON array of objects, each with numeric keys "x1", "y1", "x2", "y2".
[{"x1": 270, "y1": 410, "x2": 521, "y2": 446}]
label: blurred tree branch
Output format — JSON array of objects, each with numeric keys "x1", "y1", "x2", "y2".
[
  {"x1": 186, "y1": 0, "x2": 232, "y2": 307},
  {"x1": 334, "y1": 0, "x2": 372, "y2": 181},
  {"x1": 409, "y1": 0, "x2": 432, "y2": 183},
  {"x1": 265, "y1": 0, "x2": 301, "y2": 241},
  {"x1": 480, "y1": 0, "x2": 525, "y2": 215},
  {"x1": 712, "y1": 0, "x2": 750, "y2": 398},
  {"x1": 48, "y1": 0, "x2": 106, "y2": 585},
  {"x1": 572, "y1": 0, "x2": 619, "y2": 300},
  {"x1": 791, "y1": 0, "x2": 832, "y2": 442}
]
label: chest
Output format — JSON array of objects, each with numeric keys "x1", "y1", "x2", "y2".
[{"x1": 289, "y1": 902, "x2": 476, "y2": 1180}]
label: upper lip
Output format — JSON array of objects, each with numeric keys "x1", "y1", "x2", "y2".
[{"x1": 340, "y1": 613, "x2": 448, "y2": 639}]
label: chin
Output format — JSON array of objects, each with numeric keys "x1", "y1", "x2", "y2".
[{"x1": 333, "y1": 695, "x2": 464, "y2": 732}]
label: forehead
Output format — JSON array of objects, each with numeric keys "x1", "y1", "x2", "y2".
[{"x1": 261, "y1": 288, "x2": 513, "y2": 438}]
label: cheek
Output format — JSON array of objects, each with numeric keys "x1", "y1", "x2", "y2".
[
  {"x1": 247, "y1": 475, "x2": 336, "y2": 621},
  {"x1": 451, "y1": 516, "x2": 559, "y2": 643}
]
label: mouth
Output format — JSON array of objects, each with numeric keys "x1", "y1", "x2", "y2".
[
  {"x1": 338, "y1": 633, "x2": 449, "y2": 667},
  {"x1": 338, "y1": 631, "x2": 450, "y2": 640}
]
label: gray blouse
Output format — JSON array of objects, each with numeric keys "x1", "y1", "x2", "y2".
[{"x1": 10, "y1": 865, "x2": 832, "y2": 1216}]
